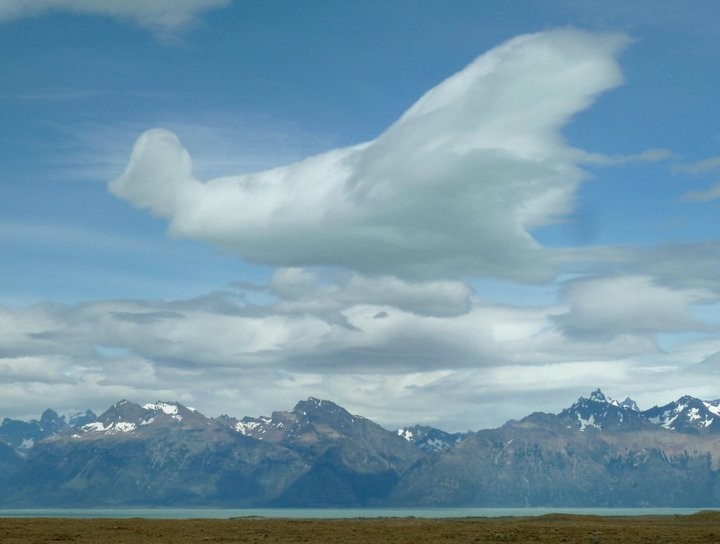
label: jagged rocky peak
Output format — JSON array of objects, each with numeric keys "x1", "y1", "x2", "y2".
[
  {"x1": 621, "y1": 397, "x2": 640, "y2": 411},
  {"x1": 588, "y1": 388, "x2": 610, "y2": 403},
  {"x1": 69, "y1": 410, "x2": 97, "y2": 428},
  {"x1": 293, "y1": 397, "x2": 345, "y2": 415},
  {"x1": 582, "y1": 389, "x2": 639, "y2": 410},
  {"x1": 40, "y1": 409, "x2": 64, "y2": 425},
  {"x1": 560, "y1": 389, "x2": 653, "y2": 432},
  {"x1": 37, "y1": 409, "x2": 67, "y2": 435},
  {"x1": 559, "y1": 390, "x2": 720, "y2": 435}
]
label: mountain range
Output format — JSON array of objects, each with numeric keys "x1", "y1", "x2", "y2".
[{"x1": 1, "y1": 390, "x2": 720, "y2": 507}]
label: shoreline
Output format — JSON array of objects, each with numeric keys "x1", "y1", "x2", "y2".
[
  {"x1": 1, "y1": 511, "x2": 719, "y2": 543},
  {"x1": 0, "y1": 505, "x2": 714, "y2": 519}
]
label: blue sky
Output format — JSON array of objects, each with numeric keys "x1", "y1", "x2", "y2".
[{"x1": 1, "y1": 1, "x2": 719, "y2": 430}]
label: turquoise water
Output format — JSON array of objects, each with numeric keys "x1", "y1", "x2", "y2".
[{"x1": 0, "y1": 507, "x2": 713, "y2": 519}]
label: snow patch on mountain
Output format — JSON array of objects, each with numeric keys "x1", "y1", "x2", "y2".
[
  {"x1": 648, "y1": 409, "x2": 678, "y2": 429},
  {"x1": 705, "y1": 400, "x2": 720, "y2": 417},
  {"x1": 81, "y1": 420, "x2": 136, "y2": 434},
  {"x1": 576, "y1": 413, "x2": 600, "y2": 431},
  {"x1": 395, "y1": 425, "x2": 467, "y2": 452},
  {"x1": 235, "y1": 417, "x2": 271, "y2": 436},
  {"x1": 114, "y1": 422, "x2": 136, "y2": 432},
  {"x1": 398, "y1": 428, "x2": 413, "y2": 441},
  {"x1": 144, "y1": 402, "x2": 177, "y2": 415}
]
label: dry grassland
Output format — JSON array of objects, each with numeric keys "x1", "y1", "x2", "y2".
[{"x1": 1, "y1": 511, "x2": 719, "y2": 543}]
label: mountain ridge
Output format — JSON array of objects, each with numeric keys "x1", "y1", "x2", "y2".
[{"x1": 2, "y1": 389, "x2": 720, "y2": 507}]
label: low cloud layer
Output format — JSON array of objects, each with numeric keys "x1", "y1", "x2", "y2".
[
  {"x1": 111, "y1": 29, "x2": 628, "y2": 283},
  {"x1": 1, "y1": 263, "x2": 718, "y2": 429}
]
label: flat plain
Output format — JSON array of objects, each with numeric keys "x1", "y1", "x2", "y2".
[{"x1": 1, "y1": 511, "x2": 720, "y2": 543}]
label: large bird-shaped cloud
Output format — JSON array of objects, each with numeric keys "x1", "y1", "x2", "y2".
[{"x1": 110, "y1": 29, "x2": 627, "y2": 282}]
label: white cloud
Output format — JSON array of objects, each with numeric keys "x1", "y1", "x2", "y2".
[
  {"x1": 673, "y1": 155, "x2": 720, "y2": 203},
  {"x1": 2, "y1": 262, "x2": 718, "y2": 429},
  {"x1": 0, "y1": 0, "x2": 229, "y2": 40},
  {"x1": 579, "y1": 148, "x2": 675, "y2": 166},
  {"x1": 268, "y1": 269, "x2": 473, "y2": 318},
  {"x1": 570, "y1": 242, "x2": 720, "y2": 294},
  {"x1": 682, "y1": 182, "x2": 720, "y2": 203},
  {"x1": 674, "y1": 155, "x2": 720, "y2": 175},
  {"x1": 691, "y1": 351, "x2": 720, "y2": 375},
  {"x1": 3, "y1": 27, "x2": 719, "y2": 431},
  {"x1": 0, "y1": 356, "x2": 75, "y2": 384},
  {"x1": 110, "y1": 29, "x2": 629, "y2": 282},
  {"x1": 553, "y1": 275, "x2": 717, "y2": 338}
]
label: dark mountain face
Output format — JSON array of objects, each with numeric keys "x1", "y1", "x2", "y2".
[
  {"x1": 2, "y1": 391, "x2": 720, "y2": 507},
  {"x1": 0, "y1": 398, "x2": 421, "y2": 507},
  {"x1": 389, "y1": 391, "x2": 720, "y2": 507},
  {"x1": 0, "y1": 408, "x2": 99, "y2": 455},
  {"x1": 218, "y1": 397, "x2": 423, "y2": 506},
  {"x1": 0, "y1": 409, "x2": 71, "y2": 453},
  {"x1": 0, "y1": 439, "x2": 22, "y2": 482},
  {"x1": 3, "y1": 400, "x2": 310, "y2": 507},
  {"x1": 391, "y1": 413, "x2": 720, "y2": 507}
]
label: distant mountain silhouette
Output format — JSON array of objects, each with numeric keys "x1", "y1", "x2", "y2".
[{"x1": 1, "y1": 390, "x2": 720, "y2": 507}]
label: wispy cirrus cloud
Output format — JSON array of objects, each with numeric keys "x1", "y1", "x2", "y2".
[
  {"x1": 674, "y1": 155, "x2": 720, "y2": 175},
  {"x1": 0, "y1": 0, "x2": 230, "y2": 41},
  {"x1": 673, "y1": 154, "x2": 720, "y2": 203},
  {"x1": 43, "y1": 113, "x2": 337, "y2": 184},
  {"x1": 682, "y1": 182, "x2": 720, "y2": 203},
  {"x1": 579, "y1": 148, "x2": 675, "y2": 166}
]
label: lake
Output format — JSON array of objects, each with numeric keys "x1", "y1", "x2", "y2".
[{"x1": 0, "y1": 507, "x2": 713, "y2": 519}]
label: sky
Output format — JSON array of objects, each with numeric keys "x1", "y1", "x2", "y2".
[{"x1": 1, "y1": 0, "x2": 719, "y2": 431}]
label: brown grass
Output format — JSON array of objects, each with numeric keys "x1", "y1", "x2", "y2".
[{"x1": 1, "y1": 512, "x2": 719, "y2": 543}]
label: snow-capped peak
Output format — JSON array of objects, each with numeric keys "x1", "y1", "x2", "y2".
[
  {"x1": 141, "y1": 401, "x2": 185, "y2": 422},
  {"x1": 559, "y1": 390, "x2": 653, "y2": 432},
  {"x1": 644, "y1": 396, "x2": 720, "y2": 433},
  {"x1": 143, "y1": 402, "x2": 179, "y2": 416},
  {"x1": 589, "y1": 389, "x2": 610, "y2": 403},
  {"x1": 587, "y1": 389, "x2": 626, "y2": 407}
]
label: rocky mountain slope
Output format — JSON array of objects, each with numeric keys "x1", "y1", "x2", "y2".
[{"x1": 1, "y1": 390, "x2": 720, "y2": 507}]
